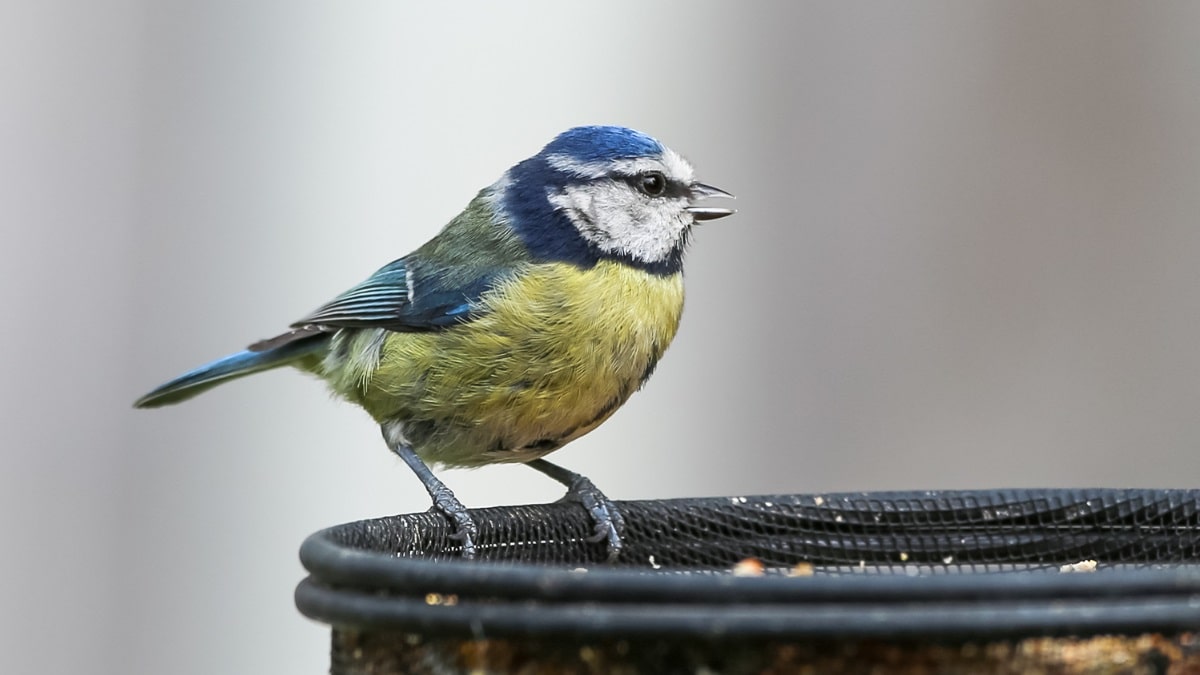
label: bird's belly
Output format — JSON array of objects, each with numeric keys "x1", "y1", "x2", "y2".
[{"x1": 351, "y1": 261, "x2": 684, "y2": 467}]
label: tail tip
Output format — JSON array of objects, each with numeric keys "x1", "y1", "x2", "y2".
[{"x1": 132, "y1": 389, "x2": 175, "y2": 409}]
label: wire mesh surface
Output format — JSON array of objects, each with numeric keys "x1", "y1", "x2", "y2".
[{"x1": 296, "y1": 489, "x2": 1200, "y2": 640}]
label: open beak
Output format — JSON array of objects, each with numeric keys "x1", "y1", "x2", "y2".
[{"x1": 687, "y1": 182, "x2": 736, "y2": 222}]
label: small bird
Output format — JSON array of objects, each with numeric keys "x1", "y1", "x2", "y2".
[{"x1": 135, "y1": 126, "x2": 735, "y2": 561}]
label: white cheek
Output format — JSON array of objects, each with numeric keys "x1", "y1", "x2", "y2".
[
  {"x1": 549, "y1": 183, "x2": 687, "y2": 263},
  {"x1": 607, "y1": 201, "x2": 688, "y2": 263},
  {"x1": 548, "y1": 187, "x2": 606, "y2": 242}
]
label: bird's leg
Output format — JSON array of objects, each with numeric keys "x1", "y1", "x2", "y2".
[
  {"x1": 386, "y1": 436, "x2": 478, "y2": 560},
  {"x1": 526, "y1": 459, "x2": 625, "y2": 563}
]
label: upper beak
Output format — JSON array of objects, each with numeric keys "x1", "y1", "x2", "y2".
[{"x1": 687, "y1": 182, "x2": 736, "y2": 222}]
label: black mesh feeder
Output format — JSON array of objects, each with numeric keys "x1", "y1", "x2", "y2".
[{"x1": 296, "y1": 489, "x2": 1200, "y2": 673}]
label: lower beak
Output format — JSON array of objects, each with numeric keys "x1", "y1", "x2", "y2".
[{"x1": 688, "y1": 182, "x2": 736, "y2": 222}]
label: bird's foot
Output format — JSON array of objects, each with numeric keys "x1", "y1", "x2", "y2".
[
  {"x1": 525, "y1": 458, "x2": 626, "y2": 563},
  {"x1": 558, "y1": 473, "x2": 626, "y2": 563},
  {"x1": 387, "y1": 435, "x2": 479, "y2": 560},
  {"x1": 427, "y1": 484, "x2": 478, "y2": 560}
]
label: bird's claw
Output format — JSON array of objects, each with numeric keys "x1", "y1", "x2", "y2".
[
  {"x1": 560, "y1": 474, "x2": 625, "y2": 563},
  {"x1": 428, "y1": 488, "x2": 478, "y2": 560}
]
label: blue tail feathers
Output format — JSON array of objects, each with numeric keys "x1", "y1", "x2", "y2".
[{"x1": 134, "y1": 335, "x2": 326, "y2": 408}]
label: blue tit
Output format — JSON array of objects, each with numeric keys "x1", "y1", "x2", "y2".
[{"x1": 135, "y1": 125, "x2": 735, "y2": 561}]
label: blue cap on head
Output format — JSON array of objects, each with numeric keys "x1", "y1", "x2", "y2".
[{"x1": 540, "y1": 126, "x2": 664, "y2": 163}]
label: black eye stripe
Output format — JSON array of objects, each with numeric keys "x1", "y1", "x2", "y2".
[{"x1": 622, "y1": 173, "x2": 687, "y2": 199}]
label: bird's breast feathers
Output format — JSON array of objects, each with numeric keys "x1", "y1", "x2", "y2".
[{"x1": 333, "y1": 260, "x2": 684, "y2": 467}]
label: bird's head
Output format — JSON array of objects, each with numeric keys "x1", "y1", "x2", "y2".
[{"x1": 493, "y1": 126, "x2": 734, "y2": 275}]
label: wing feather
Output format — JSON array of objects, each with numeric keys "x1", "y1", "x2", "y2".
[{"x1": 289, "y1": 257, "x2": 501, "y2": 332}]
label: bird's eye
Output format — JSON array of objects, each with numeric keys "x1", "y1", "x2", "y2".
[{"x1": 637, "y1": 171, "x2": 667, "y2": 197}]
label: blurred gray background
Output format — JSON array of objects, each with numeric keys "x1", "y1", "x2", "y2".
[{"x1": 6, "y1": 2, "x2": 1200, "y2": 673}]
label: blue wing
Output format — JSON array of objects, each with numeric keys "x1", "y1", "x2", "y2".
[
  {"x1": 292, "y1": 257, "x2": 502, "y2": 331},
  {"x1": 246, "y1": 257, "x2": 508, "y2": 352}
]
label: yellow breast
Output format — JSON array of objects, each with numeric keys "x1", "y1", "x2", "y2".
[{"x1": 351, "y1": 260, "x2": 685, "y2": 467}]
